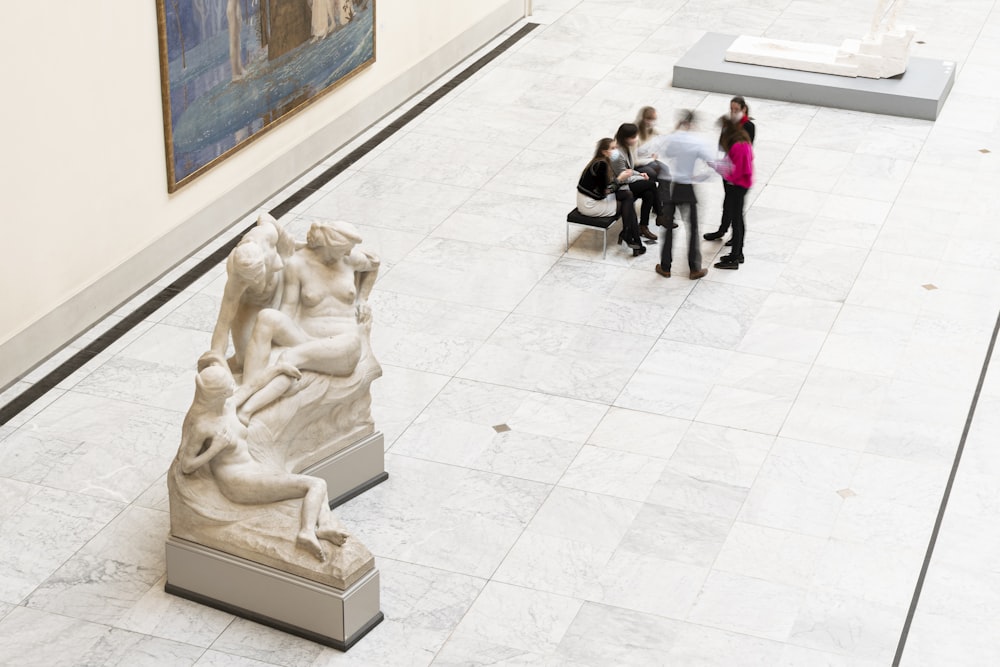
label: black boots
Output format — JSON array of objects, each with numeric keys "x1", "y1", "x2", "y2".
[{"x1": 713, "y1": 253, "x2": 743, "y2": 269}]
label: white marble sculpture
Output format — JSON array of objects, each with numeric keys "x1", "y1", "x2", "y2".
[
  {"x1": 209, "y1": 213, "x2": 295, "y2": 374},
  {"x1": 168, "y1": 218, "x2": 381, "y2": 588},
  {"x1": 725, "y1": 0, "x2": 915, "y2": 78}
]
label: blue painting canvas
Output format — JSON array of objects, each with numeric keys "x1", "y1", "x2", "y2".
[{"x1": 156, "y1": 0, "x2": 375, "y2": 191}]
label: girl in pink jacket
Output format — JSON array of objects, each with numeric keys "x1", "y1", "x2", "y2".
[{"x1": 713, "y1": 117, "x2": 754, "y2": 270}]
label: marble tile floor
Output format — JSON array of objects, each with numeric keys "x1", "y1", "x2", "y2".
[{"x1": 4, "y1": 0, "x2": 1000, "y2": 664}]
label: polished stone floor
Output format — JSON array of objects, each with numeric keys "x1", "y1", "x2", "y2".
[{"x1": 3, "y1": 0, "x2": 1000, "y2": 664}]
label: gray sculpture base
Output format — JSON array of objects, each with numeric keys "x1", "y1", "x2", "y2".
[
  {"x1": 165, "y1": 537, "x2": 382, "y2": 651},
  {"x1": 298, "y1": 431, "x2": 387, "y2": 509},
  {"x1": 673, "y1": 33, "x2": 955, "y2": 120}
]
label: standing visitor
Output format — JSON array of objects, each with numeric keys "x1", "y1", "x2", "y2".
[{"x1": 713, "y1": 116, "x2": 754, "y2": 270}]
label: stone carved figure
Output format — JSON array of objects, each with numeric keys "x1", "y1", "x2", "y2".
[
  {"x1": 176, "y1": 359, "x2": 347, "y2": 562},
  {"x1": 237, "y1": 220, "x2": 380, "y2": 424},
  {"x1": 168, "y1": 216, "x2": 380, "y2": 588},
  {"x1": 726, "y1": 0, "x2": 914, "y2": 79},
  {"x1": 210, "y1": 213, "x2": 295, "y2": 373}
]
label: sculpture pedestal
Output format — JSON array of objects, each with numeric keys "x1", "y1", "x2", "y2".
[
  {"x1": 165, "y1": 537, "x2": 382, "y2": 651},
  {"x1": 299, "y1": 431, "x2": 388, "y2": 508},
  {"x1": 673, "y1": 32, "x2": 955, "y2": 120}
]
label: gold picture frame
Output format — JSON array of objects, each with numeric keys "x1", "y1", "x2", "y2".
[{"x1": 156, "y1": 0, "x2": 376, "y2": 192}]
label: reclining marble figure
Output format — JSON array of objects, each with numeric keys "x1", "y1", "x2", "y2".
[
  {"x1": 725, "y1": 0, "x2": 915, "y2": 79},
  {"x1": 168, "y1": 218, "x2": 381, "y2": 588}
]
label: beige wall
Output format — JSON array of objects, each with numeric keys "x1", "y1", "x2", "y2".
[{"x1": 0, "y1": 0, "x2": 524, "y2": 390}]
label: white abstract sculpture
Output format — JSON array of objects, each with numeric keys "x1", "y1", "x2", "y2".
[
  {"x1": 168, "y1": 218, "x2": 382, "y2": 589},
  {"x1": 725, "y1": 0, "x2": 915, "y2": 79}
]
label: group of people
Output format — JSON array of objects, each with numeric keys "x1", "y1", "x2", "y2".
[{"x1": 575, "y1": 96, "x2": 756, "y2": 277}]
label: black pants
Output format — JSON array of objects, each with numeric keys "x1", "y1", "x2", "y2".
[
  {"x1": 637, "y1": 161, "x2": 669, "y2": 182},
  {"x1": 661, "y1": 183, "x2": 702, "y2": 271},
  {"x1": 627, "y1": 178, "x2": 661, "y2": 227},
  {"x1": 638, "y1": 163, "x2": 673, "y2": 225},
  {"x1": 722, "y1": 183, "x2": 748, "y2": 258},
  {"x1": 717, "y1": 181, "x2": 733, "y2": 233},
  {"x1": 616, "y1": 189, "x2": 641, "y2": 246}
]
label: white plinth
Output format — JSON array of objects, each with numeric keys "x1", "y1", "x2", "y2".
[
  {"x1": 726, "y1": 35, "x2": 856, "y2": 76},
  {"x1": 298, "y1": 431, "x2": 387, "y2": 508},
  {"x1": 674, "y1": 32, "x2": 955, "y2": 120},
  {"x1": 165, "y1": 536, "x2": 382, "y2": 650}
]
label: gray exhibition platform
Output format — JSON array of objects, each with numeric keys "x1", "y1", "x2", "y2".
[{"x1": 673, "y1": 33, "x2": 955, "y2": 120}]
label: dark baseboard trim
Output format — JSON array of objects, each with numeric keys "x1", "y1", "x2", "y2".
[{"x1": 329, "y1": 472, "x2": 390, "y2": 510}]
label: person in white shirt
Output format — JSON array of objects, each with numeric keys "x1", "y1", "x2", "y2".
[{"x1": 652, "y1": 110, "x2": 721, "y2": 280}]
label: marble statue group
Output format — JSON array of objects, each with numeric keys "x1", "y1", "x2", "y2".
[{"x1": 168, "y1": 214, "x2": 381, "y2": 587}]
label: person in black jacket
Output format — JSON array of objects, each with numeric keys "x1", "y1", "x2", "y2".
[{"x1": 576, "y1": 137, "x2": 646, "y2": 256}]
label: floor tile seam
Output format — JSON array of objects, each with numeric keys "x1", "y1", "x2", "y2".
[
  {"x1": 703, "y1": 549, "x2": 914, "y2": 610},
  {"x1": 0, "y1": 603, "x2": 132, "y2": 635},
  {"x1": 309, "y1": 23, "x2": 545, "y2": 167},
  {"x1": 13, "y1": 497, "x2": 139, "y2": 611},
  {"x1": 428, "y1": 574, "x2": 580, "y2": 663},
  {"x1": 386, "y1": 441, "x2": 582, "y2": 490},
  {"x1": 862, "y1": 142, "x2": 935, "y2": 263},
  {"x1": 382, "y1": 443, "x2": 575, "y2": 488},
  {"x1": 777, "y1": 152, "x2": 911, "y2": 403},
  {"x1": 603, "y1": 257, "x2": 707, "y2": 408},
  {"x1": 732, "y1": 295, "x2": 847, "y2": 522},
  {"x1": 675, "y1": 400, "x2": 786, "y2": 576},
  {"x1": 614, "y1": 307, "x2": 824, "y2": 416},
  {"x1": 411, "y1": 198, "x2": 596, "y2": 261},
  {"x1": 459, "y1": 469, "x2": 568, "y2": 650},
  {"x1": 458, "y1": 79, "x2": 579, "y2": 198},
  {"x1": 892, "y1": 306, "x2": 1000, "y2": 665},
  {"x1": 473, "y1": 306, "x2": 667, "y2": 344},
  {"x1": 469, "y1": 578, "x2": 736, "y2": 636},
  {"x1": 372, "y1": 359, "x2": 454, "y2": 457},
  {"x1": 481, "y1": 581, "x2": 855, "y2": 661},
  {"x1": 57, "y1": 383, "x2": 191, "y2": 417},
  {"x1": 13, "y1": 471, "x2": 172, "y2": 512},
  {"x1": 443, "y1": 233, "x2": 621, "y2": 396}
]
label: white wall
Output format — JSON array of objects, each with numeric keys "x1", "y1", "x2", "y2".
[{"x1": 0, "y1": 0, "x2": 524, "y2": 390}]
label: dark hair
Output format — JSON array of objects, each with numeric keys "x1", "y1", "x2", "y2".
[
  {"x1": 730, "y1": 95, "x2": 752, "y2": 118},
  {"x1": 614, "y1": 123, "x2": 639, "y2": 147},
  {"x1": 718, "y1": 115, "x2": 751, "y2": 152},
  {"x1": 592, "y1": 137, "x2": 614, "y2": 159},
  {"x1": 581, "y1": 137, "x2": 615, "y2": 184},
  {"x1": 614, "y1": 123, "x2": 639, "y2": 165},
  {"x1": 675, "y1": 109, "x2": 696, "y2": 129}
]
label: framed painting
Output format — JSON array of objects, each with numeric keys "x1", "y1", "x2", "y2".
[{"x1": 156, "y1": 0, "x2": 376, "y2": 192}]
